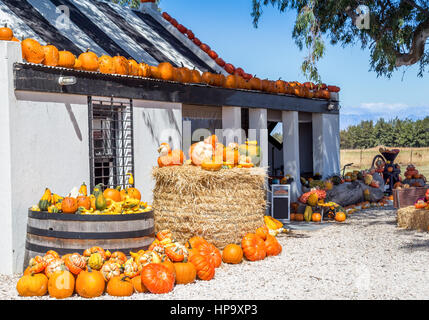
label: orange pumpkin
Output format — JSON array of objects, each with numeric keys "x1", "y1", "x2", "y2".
[
  {"x1": 335, "y1": 212, "x2": 346, "y2": 222},
  {"x1": 107, "y1": 275, "x2": 134, "y2": 297},
  {"x1": 197, "y1": 242, "x2": 222, "y2": 268},
  {"x1": 241, "y1": 233, "x2": 266, "y2": 261},
  {"x1": 128, "y1": 59, "x2": 139, "y2": 76},
  {"x1": 249, "y1": 76, "x2": 263, "y2": 91},
  {"x1": 48, "y1": 270, "x2": 75, "y2": 299},
  {"x1": 186, "y1": 236, "x2": 209, "y2": 251},
  {"x1": 149, "y1": 65, "x2": 159, "y2": 78},
  {"x1": 42, "y1": 45, "x2": 59, "y2": 67},
  {"x1": 58, "y1": 50, "x2": 76, "y2": 68},
  {"x1": 140, "y1": 263, "x2": 175, "y2": 294},
  {"x1": 21, "y1": 38, "x2": 45, "y2": 64},
  {"x1": 103, "y1": 188, "x2": 121, "y2": 202},
  {"x1": 16, "y1": 273, "x2": 48, "y2": 297},
  {"x1": 223, "y1": 146, "x2": 239, "y2": 165},
  {"x1": 157, "y1": 62, "x2": 175, "y2": 81},
  {"x1": 78, "y1": 50, "x2": 99, "y2": 71},
  {"x1": 132, "y1": 275, "x2": 148, "y2": 293},
  {"x1": 75, "y1": 268, "x2": 105, "y2": 298},
  {"x1": 201, "y1": 160, "x2": 222, "y2": 171},
  {"x1": 126, "y1": 187, "x2": 141, "y2": 201},
  {"x1": 61, "y1": 196, "x2": 78, "y2": 214},
  {"x1": 0, "y1": 24, "x2": 13, "y2": 41},
  {"x1": 98, "y1": 55, "x2": 115, "y2": 74},
  {"x1": 63, "y1": 253, "x2": 86, "y2": 275},
  {"x1": 112, "y1": 55, "x2": 129, "y2": 75},
  {"x1": 138, "y1": 62, "x2": 152, "y2": 78},
  {"x1": 173, "y1": 261, "x2": 196, "y2": 284},
  {"x1": 73, "y1": 58, "x2": 82, "y2": 70},
  {"x1": 176, "y1": 65, "x2": 192, "y2": 83},
  {"x1": 264, "y1": 235, "x2": 282, "y2": 256},
  {"x1": 222, "y1": 244, "x2": 243, "y2": 264},
  {"x1": 189, "y1": 254, "x2": 215, "y2": 281},
  {"x1": 76, "y1": 195, "x2": 91, "y2": 210},
  {"x1": 255, "y1": 225, "x2": 269, "y2": 240},
  {"x1": 295, "y1": 213, "x2": 304, "y2": 221},
  {"x1": 190, "y1": 68, "x2": 202, "y2": 83},
  {"x1": 224, "y1": 74, "x2": 237, "y2": 89},
  {"x1": 312, "y1": 213, "x2": 322, "y2": 222}
]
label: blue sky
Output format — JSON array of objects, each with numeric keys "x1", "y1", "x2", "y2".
[{"x1": 159, "y1": 0, "x2": 429, "y2": 129}]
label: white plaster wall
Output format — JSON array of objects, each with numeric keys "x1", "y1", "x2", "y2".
[
  {"x1": 312, "y1": 113, "x2": 340, "y2": 178},
  {"x1": 133, "y1": 100, "x2": 182, "y2": 204}
]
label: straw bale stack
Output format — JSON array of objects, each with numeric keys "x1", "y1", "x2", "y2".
[
  {"x1": 397, "y1": 206, "x2": 429, "y2": 232},
  {"x1": 152, "y1": 165, "x2": 267, "y2": 248}
]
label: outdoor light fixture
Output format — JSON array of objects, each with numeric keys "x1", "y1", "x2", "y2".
[
  {"x1": 58, "y1": 76, "x2": 77, "y2": 86},
  {"x1": 327, "y1": 103, "x2": 338, "y2": 111}
]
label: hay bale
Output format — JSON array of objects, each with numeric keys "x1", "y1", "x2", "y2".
[
  {"x1": 152, "y1": 166, "x2": 267, "y2": 248},
  {"x1": 397, "y1": 206, "x2": 429, "y2": 232}
]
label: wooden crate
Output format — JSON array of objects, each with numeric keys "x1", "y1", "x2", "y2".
[{"x1": 393, "y1": 187, "x2": 427, "y2": 208}]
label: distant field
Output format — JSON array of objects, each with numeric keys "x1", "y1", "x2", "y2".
[{"x1": 340, "y1": 146, "x2": 429, "y2": 177}]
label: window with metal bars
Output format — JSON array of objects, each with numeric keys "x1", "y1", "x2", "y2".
[{"x1": 88, "y1": 97, "x2": 135, "y2": 192}]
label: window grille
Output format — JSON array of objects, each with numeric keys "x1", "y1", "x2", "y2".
[{"x1": 88, "y1": 97, "x2": 135, "y2": 192}]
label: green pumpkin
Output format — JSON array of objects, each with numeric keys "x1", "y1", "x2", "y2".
[{"x1": 304, "y1": 206, "x2": 313, "y2": 222}]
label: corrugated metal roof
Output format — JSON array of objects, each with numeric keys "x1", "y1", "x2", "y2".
[{"x1": 0, "y1": 0, "x2": 220, "y2": 73}]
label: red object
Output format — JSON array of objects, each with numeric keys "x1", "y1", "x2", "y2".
[
  {"x1": 177, "y1": 24, "x2": 187, "y2": 34},
  {"x1": 186, "y1": 30, "x2": 195, "y2": 40},
  {"x1": 303, "y1": 82, "x2": 315, "y2": 90},
  {"x1": 234, "y1": 67, "x2": 245, "y2": 77},
  {"x1": 208, "y1": 50, "x2": 218, "y2": 60},
  {"x1": 224, "y1": 63, "x2": 235, "y2": 74},
  {"x1": 170, "y1": 18, "x2": 178, "y2": 27},
  {"x1": 200, "y1": 43, "x2": 211, "y2": 53},
  {"x1": 327, "y1": 85, "x2": 341, "y2": 93},
  {"x1": 215, "y1": 57, "x2": 225, "y2": 67},
  {"x1": 193, "y1": 38, "x2": 202, "y2": 46},
  {"x1": 162, "y1": 12, "x2": 171, "y2": 21},
  {"x1": 243, "y1": 73, "x2": 252, "y2": 80}
]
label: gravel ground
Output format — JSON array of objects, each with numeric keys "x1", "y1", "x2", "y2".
[{"x1": 2, "y1": 206, "x2": 428, "y2": 300}]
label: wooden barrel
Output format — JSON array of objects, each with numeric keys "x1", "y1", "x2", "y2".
[{"x1": 24, "y1": 210, "x2": 154, "y2": 270}]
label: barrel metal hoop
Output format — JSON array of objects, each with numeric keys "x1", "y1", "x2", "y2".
[{"x1": 28, "y1": 209, "x2": 154, "y2": 221}]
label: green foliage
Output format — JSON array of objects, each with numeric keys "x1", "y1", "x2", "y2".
[
  {"x1": 340, "y1": 117, "x2": 429, "y2": 149},
  {"x1": 251, "y1": 0, "x2": 429, "y2": 81},
  {"x1": 110, "y1": 0, "x2": 161, "y2": 9}
]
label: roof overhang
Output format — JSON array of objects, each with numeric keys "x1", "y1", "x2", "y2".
[{"x1": 14, "y1": 63, "x2": 339, "y2": 114}]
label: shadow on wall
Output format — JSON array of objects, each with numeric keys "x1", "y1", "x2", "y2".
[
  {"x1": 142, "y1": 108, "x2": 181, "y2": 147},
  {"x1": 65, "y1": 103, "x2": 82, "y2": 141}
]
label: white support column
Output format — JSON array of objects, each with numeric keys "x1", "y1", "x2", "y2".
[
  {"x1": 221, "y1": 106, "x2": 243, "y2": 145},
  {"x1": 312, "y1": 113, "x2": 340, "y2": 178},
  {"x1": 282, "y1": 111, "x2": 302, "y2": 202},
  {"x1": 0, "y1": 41, "x2": 22, "y2": 274},
  {"x1": 249, "y1": 108, "x2": 268, "y2": 167}
]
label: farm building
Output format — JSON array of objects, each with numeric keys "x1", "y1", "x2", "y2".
[{"x1": 0, "y1": 0, "x2": 340, "y2": 274}]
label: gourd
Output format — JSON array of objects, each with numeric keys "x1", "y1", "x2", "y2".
[
  {"x1": 128, "y1": 59, "x2": 139, "y2": 76},
  {"x1": 94, "y1": 189, "x2": 107, "y2": 211},
  {"x1": 101, "y1": 261, "x2": 122, "y2": 281},
  {"x1": 363, "y1": 189, "x2": 371, "y2": 201},
  {"x1": 88, "y1": 253, "x2": 104, "y2": 270},
  {"x1": 307, "y1": 193, "x2": 318, "y2": 206},
  {"x1": 197, "y1": 242, "x2": 222, "y2": 268},
  {"x1": 76, "y1": 195, "x2": 91, "y2": 210},
  {"x1": 63, "y1": 253, "x2": 86, "y2": 275},
  {"x1": 61, "y1": 196, "x2": 78, "y2": 214},
  {"x1": 165, "y1": 243, "x2": 187, "y2": 262},
  {"x1": 27, "y1": 255, "x2": 47, "y2": 274},
  {"x1": 44, "y1": 259, "x2": 66, "y2": 279},
  {"x1": 138, "y1": 63, "x2": 151, "y2": 78},
  {"x1": 221, "y1": 244, "x2": 243, "y2": 264},
  {"x1": 201, "y1": 160, "x2": 222, "y2": 171},
  {"x1": 335, "y1": 212, "x2": 346, "y2": 222},
  {"x1": 174, "y1": 260, "x2": 196, "y2": 284},
  {"x1": 38, "y1": 188, "x2": 52, "y2": 211},
  {"x1": 312, "y1": 212, "x2": 322, "y2": 222},
  {"x1": 157, "y1": 62, "x2": 175, "y2": 81},
  {"x1": 140, "y1": 263, "x2": 175, "y2": 294},
  {"x1": 110, "y1": 251, "x2": 127, "y2": 264},
  {"x1": 132, "y1": 276, "x2": 148, "y2": 293},
  {"x1": 264, "y1": 216, "x2": 283, "y2": 230},
  {"x1": 255, "y1": 225, "x2": 269, "y2": 240},
  {"x1": 304, "y1": 205, "x2": 313, "y2": 222},
  {"x1": 98, "y1": 55, "x2": 115, "y2": 74}
]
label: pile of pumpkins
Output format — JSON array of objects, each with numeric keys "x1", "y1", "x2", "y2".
[
  {"x1": 414, "y1": 189, "x2": 429, "y2": 209},
  {"x1": 0, "y1": 24, "x2": 337, "y2": 100},
  {"x1": 17, "y1": 224, "x2": 283, "y2": 298},
  {"x1": 160, "y1": 11, "x2": 340, "y2": 99},
  {"x1": 157, "y1": 136, "x2": 259, "y2": 171},
  {"x1": 31, "y1": 176, "x2": 150, "y2": 215}
]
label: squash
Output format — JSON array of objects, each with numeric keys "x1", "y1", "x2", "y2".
[
  {"x1": 78, "y1": 50, "x2": 99, "y2": 72},
  {"x1": 197, "y1": 242, "x2": 222, "y2": 268},
  {"x1": 312, "y1": 212, "x2": 322, "y2": 222},
  {"x1": 157, "y1": 62, "x2": 175, "y2": 81},
  {"x1": 48, "y1": 270, "x2": 75, "y2": 299},
  {"x1": 264, "y1": 235, "x2": 282, "y2": 256},
  {"x1": 75, "y1": 268, "x2": 105, "y2": 298},
  {"x1": 98, "y1": 55, "x2": 115, "y2": 74},
  {"x1": 307, "y1": 193, "x2": 318, "y2": 206},
  {"x1": 103, "y1": 188, "x2": 121, "y2": 202},
  {"x1": 222, "y1": 244, "x2": 243, "y2": 264},
  {"x1": 174, "y1": 260, "x2": 196, "y2": 284},
  {"x1": 42, "y1": 45, "x2": 59, "y2": 67},
  {"x1": 107, "y1": 276, "x2": 134, "y2": 297},
  {"x1": 61, "y1": 196, "x2": 78, "y2": 214},
  {"x1": 94, "y1": 189, "x2": 107, "y2": 211},
  {"x1": 88, "y1": 253, "x2": 104, "y2": 270},
  {"x1": 335, "y1": 212, "x2": 346, "y2": 222},
  {"x1": 112, "y1": 55, "x2": 129, "y2": 75},
  {"x1": 58, "y1": 50, "x2": 76, "y2": 68},
  {"x1": 16, "y1": 273, "x2": 48, "y2": 297},
  {"x1": 201, "y1": 160, "x2": 222, "y2": 171},
  {"x1": 38, "y1": 188, "x2": 52, "y2": 211},
  {"x1": 0, "y1": 24, "x2": 13, "y2": 41},
  {"x1": 21, "y1": 38, "x2": 45, "y2": 64},
  {"x1": 128, "y1": 59, "x2": 139, "y2": 76},
  {"x1": 304, "y1": 205, "x2": 313, "y2": 222},
  {"x1": 140, "y1": 263, "x2": 175, "y2": 294},
  {"x1": 241, "y1": 233, "x2": 266, "y2": 261},
  {"x1": 189, "y1": 254, "x2": 215, "y2": 281}
]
